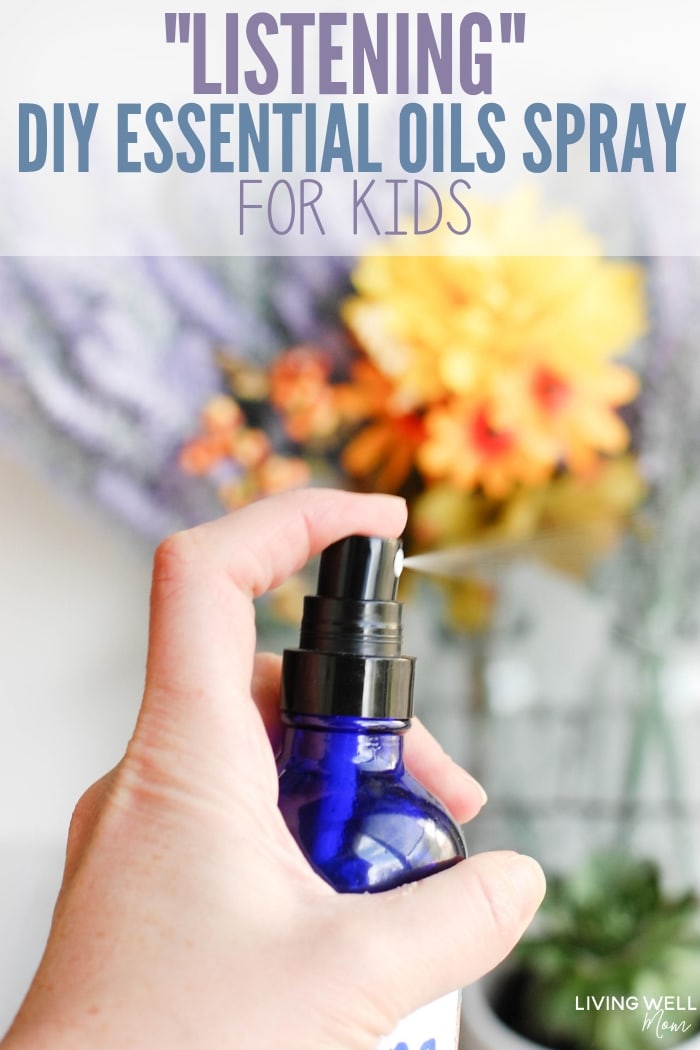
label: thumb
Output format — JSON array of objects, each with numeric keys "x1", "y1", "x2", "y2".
[{"x1": 353, "y1": 851, "x2": 545, "y2": 1023}]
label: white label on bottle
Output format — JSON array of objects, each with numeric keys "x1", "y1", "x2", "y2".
[{"x1": 375, "y1": 990, "x2": 461, "y2": 1050}]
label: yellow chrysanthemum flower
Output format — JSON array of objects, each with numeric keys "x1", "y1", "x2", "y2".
[{"x1": 341, "y1": 191, "x2": 646, "y2": 497}]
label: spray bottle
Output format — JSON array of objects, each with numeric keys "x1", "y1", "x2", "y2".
[{"x1": 277, "y1": 534, "x2": 467, "y2": 1049}]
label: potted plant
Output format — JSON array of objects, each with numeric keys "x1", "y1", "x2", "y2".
[{"x1": 461, "y1": 852, "x2": 700, "y2": 1050}]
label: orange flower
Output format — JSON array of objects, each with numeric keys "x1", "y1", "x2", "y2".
[
  {"x1": 333, "y1": 358, "x2": 425, "y2": 491},
  {"x1": 179, "y1": 391, "x2": 309, "y2": 507},
  {"x1": 269, "y1": 345, "x2": 340, "y2": 442},
  {"x1": 179, "y1": 394, "x2": 245, "y2": 474},
  {"x1": 178, "y1": 432, "x2": 232, "y2": 474},
  {"x1": 201, "y1": 394, "x2": 244, "y2": 432},
  {"x1": 229, "y1": 428, "x2": 271, "y2": 469},
  {"x1": 342, "y1": 415, "x2": 426, "y2": 492}
]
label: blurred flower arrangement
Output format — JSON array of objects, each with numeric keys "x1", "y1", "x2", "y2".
[{"x1": 178, "y1": 192, "x2": 647, "y2": 627}]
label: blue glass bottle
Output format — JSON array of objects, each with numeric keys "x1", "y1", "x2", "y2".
[
  {"x1": 278, "y1": 535, "x2": 466, "y2": 1049},
  {"x1": 277, "y1": 713, "x2": 465, "y2": 892}
]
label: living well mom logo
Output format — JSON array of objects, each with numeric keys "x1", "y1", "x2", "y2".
[{"x1": 575, "y1": 994, "x2": 698, "y2": 1041}]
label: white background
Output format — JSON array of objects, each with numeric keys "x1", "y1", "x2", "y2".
[{"x1": 0, "y1": 453, "x2": 148, "y2": 1028}]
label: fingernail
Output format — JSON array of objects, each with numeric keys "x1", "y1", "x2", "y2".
[
  {"x1": 505, "y1": 853, "x2": 547, "y2": 919},
  {"x1": 462, "y1": 770, "x2": 488, "y2": 806},
  {"x1": 473, "y1": 777, "x2": 488, "y2": 806}
]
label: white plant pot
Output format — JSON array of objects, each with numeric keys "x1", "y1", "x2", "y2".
[
  {"x1": 460, "y1": 977, "x2": 700, "y2": 1050},
  {"x1": 460, "y1": 978, "x2": 542, "y2": 1050}
]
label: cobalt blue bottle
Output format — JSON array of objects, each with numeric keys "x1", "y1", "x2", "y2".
[{"x1": 278, "y1": 535, "x2": 466, "y2": 1049}]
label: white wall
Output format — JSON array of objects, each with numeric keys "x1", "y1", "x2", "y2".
[{"x1": 0, "y1": 452, "x2": 151, "y2": 1031}]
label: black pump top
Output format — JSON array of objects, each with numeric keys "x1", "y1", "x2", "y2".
[
  {"x1": 317, "y1": 535, "x2": 403, "y2": 601},
  {"x1": 281, "y1": 534, "x2": 415, "y2": 720}
]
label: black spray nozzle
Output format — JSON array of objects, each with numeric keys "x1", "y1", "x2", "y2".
[
  {"x1": 300, "y1": 535, "x2": 403, "y2": 657},
  {"x1": 281, "y1": 534, "x2": 414, "y2": 720},
  {"x1": 317, "y1": 535, "x2": 404, "y2": 601}
]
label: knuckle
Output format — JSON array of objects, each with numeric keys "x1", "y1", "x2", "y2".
[
  {"x1": 470, "y1": 861, "x2": 523, "y2": 942},
  {"x1": 66, "y1": 793, "x2": 89, "y2": 848},
  {"x1": 153, "y1": 531, "x2": 190, "y2": 578},
  {"x1": 68, "y1": 781, "x2": 101, "y2": 836},
  {"x1": 151, "y1": 530, "x2": 200, "y2": 596},
  {"x1": 64, "y1": 778, "x2": 109, "y2": 876}
]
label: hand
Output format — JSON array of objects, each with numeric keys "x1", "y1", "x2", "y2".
[{"x1": 3, "y1": 489, "x2": 545, "y2": 1050}]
